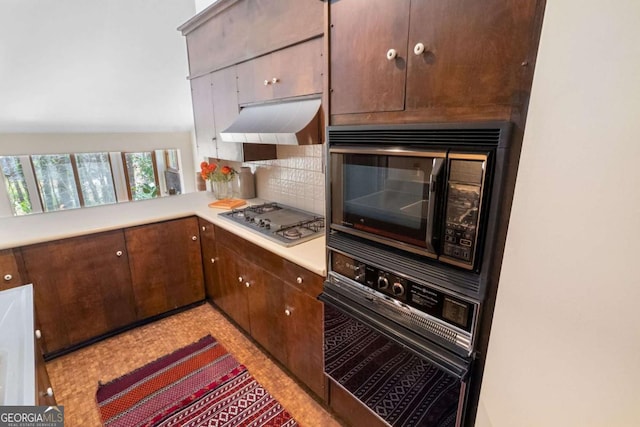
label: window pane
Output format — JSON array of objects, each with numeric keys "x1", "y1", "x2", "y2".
[
  {"x1": 32, "y1": 154, "x2": 81, "y2": 212},
  {"x1": 124, "y1": 152, "x2": 158, "y2": 201},
  {"x1": 75, "y1": 153, "x2": 117, "y2": 207},
  {"x1": 0, "y1": 156, "x2": 33, "y2": 215}
]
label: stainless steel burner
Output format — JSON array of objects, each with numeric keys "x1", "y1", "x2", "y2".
[
  {"x1": 283, "y1": 228, "x2": 302, "y2": 239},
  {"x1": 219, "y1": 202, "x2": 325, "y2": 246}
]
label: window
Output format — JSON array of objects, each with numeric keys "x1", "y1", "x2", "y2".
[
  {"x1": 31, "y1": 154, "x2": 81, "y2": 212},
  {"x1": 0, "y1": 149, "x2": 182, "y2": 216},
  {"x1": 1, "y1": 156, "x2": 32, "y2": 215},
  {"x1": 123, "y1": 152, "x2": 159, "y2": 201},
  {"x1": 75, "y1": 153, "x2": 117, "y2": 207}
]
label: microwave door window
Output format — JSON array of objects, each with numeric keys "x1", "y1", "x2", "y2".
[{"x1": 342, "y1": 154, "x2": 432, "y2": 247}]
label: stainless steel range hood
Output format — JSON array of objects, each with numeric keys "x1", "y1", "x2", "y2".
[{"x1": 220, "y1": 98, "x2": 321, "y2": 145}]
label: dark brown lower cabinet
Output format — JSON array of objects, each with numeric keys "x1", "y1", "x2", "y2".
[
  {"x1": 216, "y1": 248, "x2": 251, "y2": 332},
  {"x1": 35, "y1": 334, "x2": 56, "y2": 406},
  {"x1": 21, "y1": 230, "x2": 137, "y2": 354},
  {"x1": 199, "y1": 218, "x2": 221, "y2": 300},
  {"x1": 0, "y1": 248, "x2": 26, "y2": 291},
  {"x1": 125, "y1": 217, "x2": 205, "y2": 319},
  {"x1": 282, "y1": 282, "x2": 324, "y2": 397},
  {"x1": 214, "y1": 225, "x2": 325, "y2": 397}
]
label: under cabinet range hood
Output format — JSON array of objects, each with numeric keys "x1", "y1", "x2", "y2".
[{"x1": 220, "y1": 98, "x2": 321, "y2": 145}]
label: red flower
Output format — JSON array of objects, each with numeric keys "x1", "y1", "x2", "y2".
[{"x1": 221, "y1": 166, "x2": 232, "y2": 175}]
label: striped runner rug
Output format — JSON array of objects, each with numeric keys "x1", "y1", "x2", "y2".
[{"x1": 96, "y1": 335, "x2": 299, "y2": 427}]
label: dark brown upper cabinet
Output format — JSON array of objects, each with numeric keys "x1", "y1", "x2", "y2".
[
  {"x1": 236, "y1": 38, "x2": 324, "y2": 105},
  {"x1": 330, "y1": 0, "x2": 542, "y2": 117},
  {"x1": 179, "y1": 0, "x2": 324, "y2": 77}
]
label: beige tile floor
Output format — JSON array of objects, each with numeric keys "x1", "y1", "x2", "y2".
[{"x1": 46, "y1": 303, "x2": 343, "y2": 427}]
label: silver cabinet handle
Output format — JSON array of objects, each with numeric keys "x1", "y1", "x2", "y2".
[
  {"x1": 263, "y1": 79, "x2": 270, "y2": 86},
  {"x1": 201, "y1": 226, "x2": 206, "y2": 231},
  {"x1": 115, "y1": 251, "x2": 123, "y2": 257},
  {"x1": 46, "y1": 387, "x2": 53, "y2": 397},
  {"x1": 413, "y1": 42, "x2": 426, "y2": 55},
  {"x1": 296, "y1": 276, "x2": 303, "y2": 284},
  {"x1": 386, "y1": 48, "x2": 398, "y2": 60},
  {"x1": 192, "y1": 235, "x2": 198, "y2": 241},
  {"x1": 245, "y1": 281, "x2": 251, "y2": 288},
  {"x1": 35, "y1": 329, "x2": 42, "y2": 339},
  {"x1": 238, "y1": 276, "x2": 243, "y2": 283},
  {"x1": 210, "y1": 258, "x2": 216, "y2": 264},
  {"x1": 284, "y1": 308, "x2": 291, "y2": 316},
  {"x1": 271, "y1": 77, "x2": 279, "y2": 84},
  {"x1": 3, "y1": 274, "x2": 12, "y2": 281}
]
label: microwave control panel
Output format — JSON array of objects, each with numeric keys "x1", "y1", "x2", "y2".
[
  {"x1": 331, "y1": 251, "x2": 476, "y2": 334},
  {"x1": 441, "y1": 156, "x2": 487, "y2": 269}
]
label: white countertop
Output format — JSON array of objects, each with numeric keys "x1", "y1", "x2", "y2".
[{"x1": 0, "y1": 192, "x2": 326, "y2": 276}]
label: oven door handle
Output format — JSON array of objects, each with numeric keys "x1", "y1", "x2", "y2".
[{"x1": 425, "y1": 158, "x2": 445, "y2": 252}]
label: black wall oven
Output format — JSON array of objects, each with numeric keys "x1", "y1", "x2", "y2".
[{"x1": 321, "y1": 122, "x2": 514, "y2": 427}]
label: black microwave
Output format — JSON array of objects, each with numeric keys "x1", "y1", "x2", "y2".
[{"x1": 328, "y1": 122, "x2": 512, "y2": 271}]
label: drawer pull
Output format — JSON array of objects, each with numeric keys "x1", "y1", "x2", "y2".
[
  {"x1": 238, "y1": 276, "x2": 243, "y2": 283},
  {"x1": 192, "y1": 235, "x2": 198, "y2": 241},
  {"x1": 3, "y1": 274, "x2": 12, "y2": 281},
  {"x1": 284, "y1": 308, "x2": 291, "y2": 316},
  {"x1": 115, "y1": 251, "x2": 123, "y2": 257},
  {"x1": 413, "y1": 42, "x2": 426, "y2": 55},
  {"x1": 35, "y1": 329, "x2": 42, "y2": 339},
  {"x1": 46, "y1": 387, "x2": 53, "y2": 397},
  {"x1": 386, "y1": 48, "x2": 398, "y2": 60},
  {"x1": 245, "y1": 281, "x2": 251, "y2": 288},
  {"x1": 201, "y1": 226, "x2": 206, "y2": 231},
  {"x1": 296, "y1": 276, "x2": 303, "y2": 284}
]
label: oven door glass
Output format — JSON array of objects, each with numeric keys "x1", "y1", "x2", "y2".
[
  {"x1": 330, "y1": 148, "x2": 445, "y2": 255},
  {"x1": 324, "y1": 302, "x2": 467, "y2": 427}
]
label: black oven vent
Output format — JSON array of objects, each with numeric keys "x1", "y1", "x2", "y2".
[
  {"x1": 328, "y1": 123, "x2": 507, "y2": 148},
  {"x1": 328, "y1": 232, "x2": 481, "y2": 296}
]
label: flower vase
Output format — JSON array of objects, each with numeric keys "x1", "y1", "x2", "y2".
[{"x1": 211, "y1": 180, "x2": 231, "y2": 200}]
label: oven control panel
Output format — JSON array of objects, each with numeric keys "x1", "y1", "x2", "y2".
[{"x1": 331, "y1": 251, "x2": 476, "y2": 334}]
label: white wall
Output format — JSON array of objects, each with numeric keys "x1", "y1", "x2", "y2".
[
  {"x1": 477, "y1": 1, "x2": 640, "y2": 426},
  {"x1": 194, "y1": 0, "x2": 218, "y2": 14},
  {"x1": 0, "y1": 0, "x2": 195, "y2": 132}
]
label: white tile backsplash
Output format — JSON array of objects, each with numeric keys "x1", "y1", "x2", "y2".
[{"x1": 248, "y1": 144, "x2": 325, "y2": 215}]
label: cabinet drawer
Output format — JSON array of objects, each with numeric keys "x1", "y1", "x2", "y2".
[{"x1": 283, "y1": 258, "x2": 323, "y2": 297}]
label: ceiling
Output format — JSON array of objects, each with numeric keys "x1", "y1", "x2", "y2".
[{"x1": 0, "y1": 0, "x2": 197, "y2": 133}]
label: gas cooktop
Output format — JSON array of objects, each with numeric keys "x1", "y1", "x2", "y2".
[{"x1": 219, "y1": 202, "x2": 325, "y2": 247}]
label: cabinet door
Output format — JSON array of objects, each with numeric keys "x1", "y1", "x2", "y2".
[
  {"x1": 198, "y1": 219, "x2": 220, "y2": 300},
  {"x1": 283, "y1": 283, "x2": 324, "y2": 397},
  {"x1": 405, "y1": 0, "x2": 539, "y2": 109},
  {"x1": 125, "y1": 217, "x2": 205, "y2": 319},
  {"x1": 190, "y1": 74, "x2": 217, "y2": 158},
  {"x1": 237, "y1": 54, "x2": 274, "y2": 105},
  {"x1": 249, "y1": 269, "x2": 287, "y2": 365},
  {"x1": 211, "y1": 66, "x2": 245, "y2": 162},
  {"x1": 0, "y1": 249, "x2": 24, "y2": 291},
  {"x1": 329, "y1": 0, "x2": 410, "y2": 114},
  {"x1": 216, "y1": 248, "x2": 251, "y2": 332},
  {"x1": 22, "y1": 231, "x2": 136, "y2": 354},
  {"x1": 270, "y1": 37, "x2": 323, "y2": 100},
  {"x1": 237, "y1": 37, "x2": 323, "y2": 105}
]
